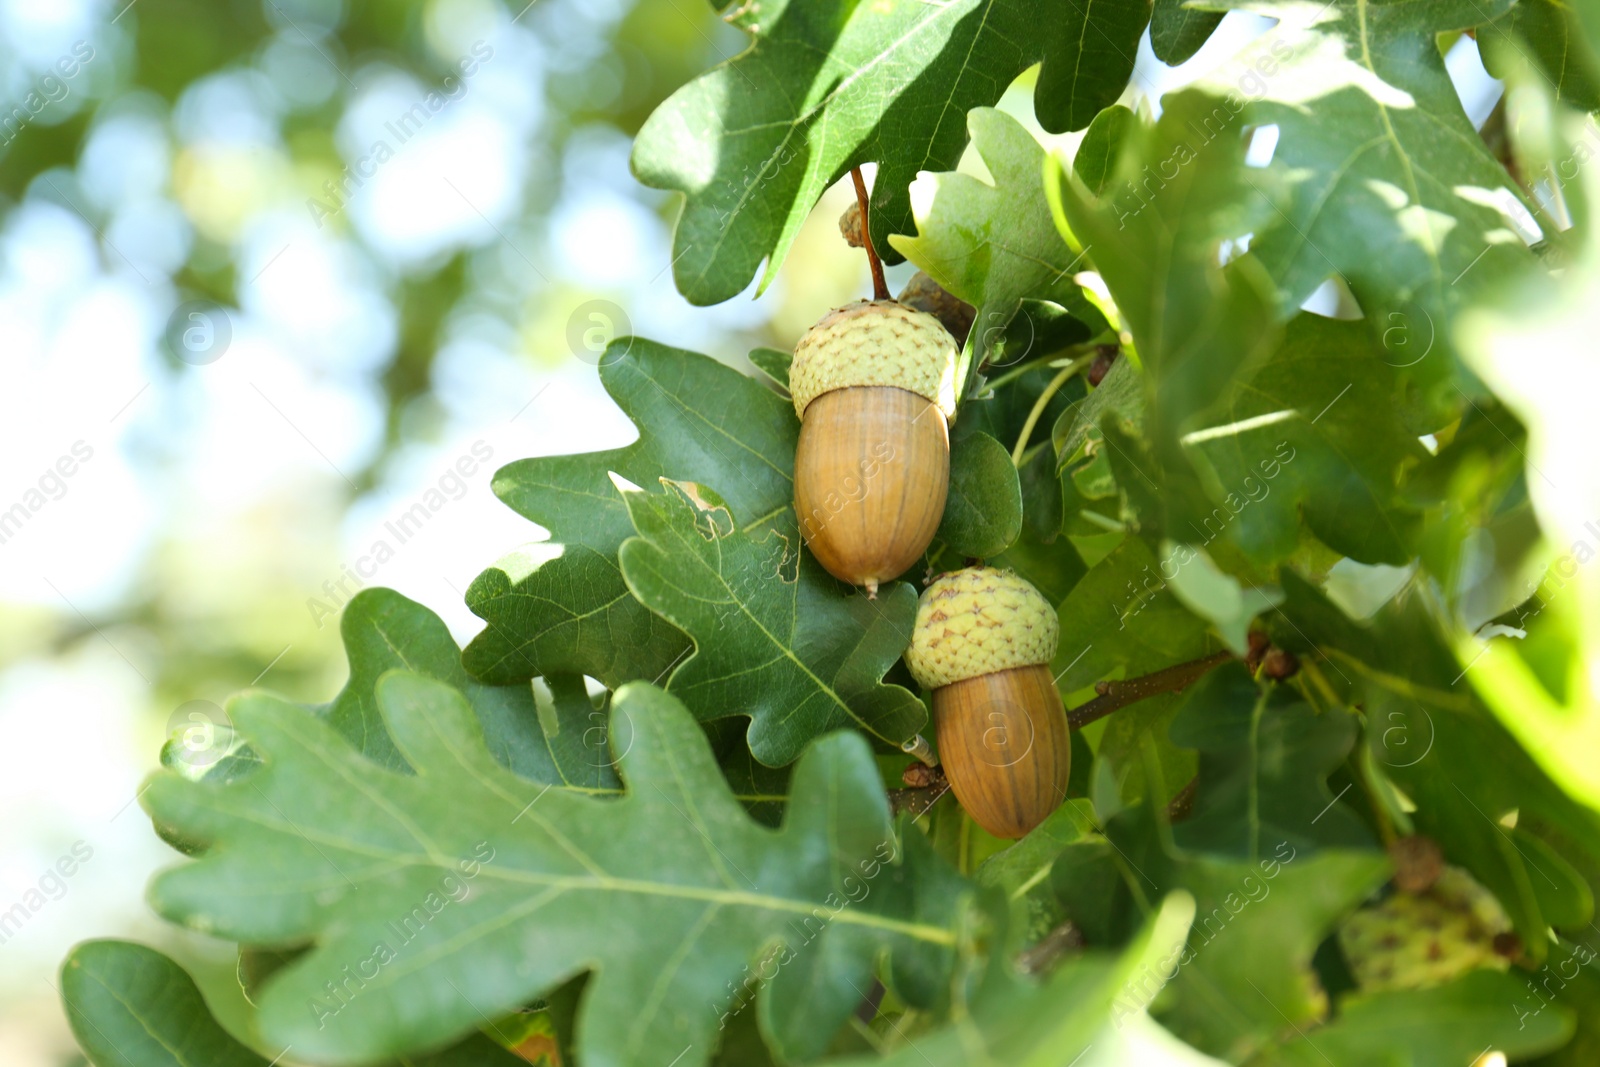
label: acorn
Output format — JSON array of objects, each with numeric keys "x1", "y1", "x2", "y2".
[
  {"x1": 791, "y1": 300, "x2": 959, "y2": 595},
  {"x1": 903, "y1": 566, "x2": 1069, "y2": 838},
  {"x1": 1337, "y1": 866, "x2": 1512, "y2": 992}
]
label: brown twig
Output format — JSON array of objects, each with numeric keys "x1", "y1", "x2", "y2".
[
  {"x1": 850, "y1": 166, "x2": 889, "y2": 301},
  {"x1": 1165, "y1": 775, "x2": 1199, "y2": 823},
  {"x1": 1066, "y1": 651, "x2": 1234, "y2": 731},
  {"x1": 1016, "y1": 919, "x2": 1086, "y2": 975}
]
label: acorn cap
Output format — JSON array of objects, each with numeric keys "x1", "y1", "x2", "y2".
[
  {"x1": 789, "y1": 300, "x2": 960, "y2": 421},
  {"x1": 904, "y1": 567, "x2": 1059, "y2": 690}
]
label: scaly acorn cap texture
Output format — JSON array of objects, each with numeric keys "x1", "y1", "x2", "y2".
[
  {"x1": 789, "y1": 300, "x2": 960, "y2": 422},
  {"x1": 1337, "y1": 866, "x2": 1512, "y2": 993},
  {"x1": 904, "y1": 567, "x2": 1059, "y2": 690}
]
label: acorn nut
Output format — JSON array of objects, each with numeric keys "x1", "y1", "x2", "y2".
[
  {"x1": 791, "y1": 300, "x2": 958, "y2": 596},
  {"x1": 904, "y1": 567, "x2": 1069, "y2": 839}
]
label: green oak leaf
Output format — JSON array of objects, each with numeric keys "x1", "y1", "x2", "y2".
[
  {"x1": 975, "y1": 798, "x2": 1099, "y2": 951},
  {"x1": 1073, "y1": 103, "x2": 1138, "y2": 196},
  {"x1": 747, "y1": 346, "x2": 792, "y2": 391},
  {"x1": 1192, "y1": 0, "x2": 1540, "y2": 416},
  {"x1": 1033, "y1": 1, "x2": 1153, "y2": 135},
  {"x1": 465, "y1": 338, "x2": 795, "y2": 689},
  {"x1": 1053, "y1": 350, "x2": 1143, "y2": 465},
  {"x1": 990, "y1": 449, "x2": 1089, "y2": 605},
  {"x1": 938, "y1": 426, "x2": 1023, "y2": 559},
  {"x1": 633, "y1": 0, "x2": 1150, "y2": 305},
  {"x1": 324, "y1": 588, "x2": 569, "y2": 777},
  {"x1": 1099, "y1": 801, "x2": 1389, "y2": 1061},
  {"x1": 1167, "y1": 663, "x2": 1373, "y2": 859},
  {"x1": 1273, "y1": 574, "x2": 1600, "y2": 963},
  {"x1": 1482, "y1": 0, "x2": 1600, "y2": 113},
  {"x1": 1516, "y1": 938, "x2": 1600, "y2": 1066},
  {"x1": 1095, "y1": 691, "x2": 1199, "y2": 811},
  {"x1": 976, "y1": 799, "x2": 1099, "y2": 901},
  {"x1": 143, "y1": 675, "x2": 968, "y2": 1067},
  {"x1": 1151, "y1": 0, "x2": 1224, "y2": 65},
  {"x1": 1253, "y1": 970, "x2": 1574, "y2": 1066},
  {"x1": 212, "y1": 588, "x2": 789, "y2": 813},
  {"x1": 1178, "y1": 314, "x2": 1426, "y2": 567},
  {"x1": 461, "y1": 541, "x2": 690, "y2": 693},
  {"x1": 618, "y1": 478, "x2": 925, "y2": 765},
  {"x1": 825, "y1": 891, "x2": 1199, "y2": 1067},
  {"x1": 1050, "y1": 90, "x2": 1282, "y2": 449},
  {"x1": 60, "y1": 941, "x2": 524, "y2": 1067},
  {"x1": 1155, "y1": 849, "x2": 1388, "y2": 1059},
  {"x1": 1051, "y1": 536, "x2": 1218, "y2": 695},
  {"x1": 890, "y1": 108, "x2": 1084, "y2": 351},
  {"x1": 62, "y1": 941, "x2": 273, "y2": 1067},
  {"x1": 161, "y1": 588, "x2": 575, "y2": 783}
]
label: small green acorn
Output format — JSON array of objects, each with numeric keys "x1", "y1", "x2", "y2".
[{"x1": 1338, "y1": 865, "x2": 1513, "y2": 992}]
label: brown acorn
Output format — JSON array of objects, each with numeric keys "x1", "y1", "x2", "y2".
[
  {"x1": 791, "y1": 300, "x2": 959, "y2": 595},
  {"x1": 903, "y1": 567, "x2": 1069, "y2": 839}
]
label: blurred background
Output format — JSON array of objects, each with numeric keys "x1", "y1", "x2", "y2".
[{"x1": 0, "y1": 2, "x2": 1501, "y2": 1062}]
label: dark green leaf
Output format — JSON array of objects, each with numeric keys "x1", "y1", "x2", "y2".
[
  {"x1": 461, "y1": 542, "x2": 690, "y2": 692},
  {"x1": 1050, "y1": 536, "x2": 1217, "y2": 695},
  {"x1": 826, "y1": 892, "x2": 1199, "y2": 1067},
  {"x1": 1073, "y1": 104, "x2": 1137, "y2": 196},
  {"x1": 1168, "y1": 664, "x2": 1373, "y2": 858},
  {"x1": 1273, "y1": 575, "x2": 1600, "y2": 962},
  {"x1": 1158, "y1": 848, "x2": 1388, "y2": 1059},
  {"x1": 938, "y1": 427, "x2": 1022, "y2": 558},
  {"x1": 747, "y1": 347, "x2": 792, "y2": 391},
  {"x1": 1194, "y1": 0, "x2": 1540, "y2": 416},
  {"x1": 1033, "y1": 1, "x2": 1153, "y2": 134},
  {"x1": 619, "y1": 479, "x2": 925, "y2": 765},
  {"x1": 1101, "y1": 802, "x2": 1388, "y2": 1060},
  {"x1": 229, "y1": 588, "x2": 568, "y2": 781},
  {"x1": 1254, "y1": 970, "x2": 1574, "y2": 1066},
  {"x1": 1052, "y1": 90, "x2": 1281, "y2": 448},
  {"x1": 466, "y1": 339, "x2": 795, "y2": 689},
  {"x1": 1178, "y1": 314, "x2": 1426, "y2": 566},
  {"x1": 62, "y1": 941, "x2": 271, "y2": 1067},
  {"x1": 1053, "y1": 352, "x2": 1142, "y2": 465},
  {"x1": 1482, "y1": 0, "x2": 1600, "y2": 114},
  {"x1": 1524, "y1": 939, "x2": 1600, "y2": 1066},
  {"x1": 634, "y1": 0, "x2": 1147, "y2": 304},
  {"x1": 1151, "y1": 0, "x2": 1224, "y2": 65}
]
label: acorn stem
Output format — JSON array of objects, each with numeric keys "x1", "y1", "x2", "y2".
[
  {"x1": 1066, "y1": 650, "x2": 1233, "y2": 731},
  {"x1": 1010, "y1": 353, "x2": 1096, "y2": 466},
  {"x1": 900, "y1": 733, "x2": 937, "y2": 767},
  {"x1": 850, "y1": 167, "x2": 890, "y2": 301}
]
